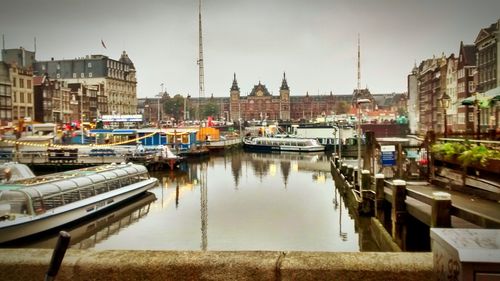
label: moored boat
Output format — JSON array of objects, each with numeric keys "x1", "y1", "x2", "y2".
[
  {"x1": 0, "y1": 163, "x2": 158, "y2": 244},
  {"x1": 243, "y1": 136, "x2": 325, "y2": 152}
]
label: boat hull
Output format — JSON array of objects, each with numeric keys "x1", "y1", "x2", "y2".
[
  {"x1": 0, "y1": 178, "x2": 158, "y2": 244},
  {"x1": 243, "y1": 143, "x2": 325, "y2": 153}
]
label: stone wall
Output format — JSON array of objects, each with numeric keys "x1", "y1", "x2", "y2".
[{"x1": 0, "y1": 249, "x2": 432, "y2": 281}]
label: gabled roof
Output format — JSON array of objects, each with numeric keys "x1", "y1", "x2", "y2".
[
  {"x1": 474, "y1": 20, "x2": 499, "y2": 44},
  {"x1": 462, "y1": 44, "x2": 477, "y2": 66},
  {"x1": 249, "y1": 81, "x2": 271, "y2": 96}
]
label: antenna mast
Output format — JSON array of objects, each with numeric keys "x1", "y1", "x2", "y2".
[
  {"x1": 357, "y1": 33, "x2": 361, "y2": 91},
  {"x1": 197, "y1": 0, "x2": 205, "y2": 121}
]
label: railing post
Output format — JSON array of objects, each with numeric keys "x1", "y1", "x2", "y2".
[
  {"x1": 360, "y1": 170, "x2": 372, "y2": 214},
  {"x1": 340, "y1": 163, "x2": 348, "y2": 175},
  {"x1": 431, "y1": 192, "x2": 452, "y2": 228},
  {"x1": 347, "y1": 165, "x2": 354, "y2": 183},
  {"x1": 374, "y1": 173, "x2": 385, "y2": 222},
  {"x1": 391, "y1": 179, "x2": 407, "y2": 250}
]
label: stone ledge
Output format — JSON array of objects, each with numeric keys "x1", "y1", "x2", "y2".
[{"x1": 0, "y1": 249, "x2": 432, "y2": 281}]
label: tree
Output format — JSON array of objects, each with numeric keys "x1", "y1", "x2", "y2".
[
  {"x1": 201, "y1": 100, "x2": 219, "y2": 119},
  {"x1": 163, "y1": 94, "x2": 185, "y2": 121},
  {"x1": 335, "y1": 101, "x2": 350, "y2": 114}
]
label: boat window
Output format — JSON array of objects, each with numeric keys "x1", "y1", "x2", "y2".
[
  {"x1": 43, "y1": 194, "x2": 65, "y2": 210},
  {"x1": 79, "y1": 187, "x2": 95, "y2": 199},
  {"x1": 120, "y1": 176, "x2": 131, "y2": 186},
  {"x1": 0, "y1": 191, "x2": 30, "y2": 216},
  {"x1": 94, "y1": 183, "x2": 109, "y2": 194},
  {"x1": 62, "y1": 190, "x2": 81, "y2": 204},
  {"x1": 107, "y1": 179, "x2": 121, "y2": 191}
]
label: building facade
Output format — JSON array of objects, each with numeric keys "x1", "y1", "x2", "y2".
[
  {"x1": 34, "y1": 51, "x2": 137, "y2": 118},
  {"x1": 456, "y1": 42, "x2": 477, "y2": 133},
  {"x1": 407, "y1": 65, "x2": 419, "y2": 134},
  {"x1": 33, "y1": 75, "x2": 72, "y2": 123},
  {"x1": 0, "y1": 63, "x2": 12, "y2": 126},
  {"x1": 474, "y1": 19, "x2": 499, "y2": 131},
  {"x1": 445, "y1": 54, "x2": 458, "y2": 133}
]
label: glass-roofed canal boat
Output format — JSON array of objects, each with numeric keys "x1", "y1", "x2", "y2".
[{"x1": 0, "y1": 163, "x2": 158, "y2": 244}]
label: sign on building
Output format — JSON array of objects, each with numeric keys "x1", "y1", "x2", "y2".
[
  {"x1": 381, "y1": 145, "x2": 396, "y2": 166},
  {"x1": 101, "y1": 114, "x2": 143, "y2": 122}
]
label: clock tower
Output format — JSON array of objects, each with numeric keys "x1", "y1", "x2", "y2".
[{"x1": 279, "y1": 72, "x2": 290, "y2": 120}]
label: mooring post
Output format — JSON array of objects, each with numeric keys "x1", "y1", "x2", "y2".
[
  {"x1": 364, "y1": 131, "x2": 375, "y2": 173},
  {"x1": 341, "y1": 163, "x2": 348, "y2": 175},
  {"x1": 374, "y1": 173, "x2": 385, "y2": 222},
  {"x1": 431, "y1": 192, "x2": 452, "y2": 228},
  {"x1": 361, "y1": 170, "x2": 371, "y2": 191},
  {"x1": 347, "y1": 165, "x2": 354, "y2": 183},
  {"x1": 334, "y1": 156, "x2": 340, "y2": 168},
  {"x1": 353, "y1": 168, "x2": 359, "y2": 189},
  {"x1": 391, "y1": 179, "x2": 407, "y2": 250}
]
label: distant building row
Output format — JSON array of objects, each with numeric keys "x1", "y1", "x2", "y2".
[
  {"x1": 0, "y1": 48, "x2": 137, "y2": 126},
  {"x1": 407, "y1": 19, "x2": 499, "y2": 136}
]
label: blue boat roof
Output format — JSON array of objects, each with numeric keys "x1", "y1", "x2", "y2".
[{"x1": 112, "y1": 129, "x2": 137, "y2": 135}]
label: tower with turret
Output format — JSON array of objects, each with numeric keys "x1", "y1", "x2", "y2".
[
  {"x1": 229, "y1": 73, "x2": 240, "y2": 121},
  {"x1": 279, "y1": 72, "x2": 290, "y2": 120}
]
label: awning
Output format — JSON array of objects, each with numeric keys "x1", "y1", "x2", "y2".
[
  {"x1": 484, "y1": 86, "x2": 500, "y2": 101},
  {"x1": 461, "y1": 92, "x2": 491, "y2": 108},
  {"x1": 111, "y1": 129, "x2": 137, "y2": 135},
  {"x1": 90, "y1": 129, "x2": 113, "y2": 134}
]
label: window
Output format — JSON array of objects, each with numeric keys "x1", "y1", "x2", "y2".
[
  {"x1": 12, "y1": 78, "x2": 16, "y2": 87},
  {"x1": 20, "y1": 92, "x2": 24, "y2": 103},
  {"x1": 56, "y1": 73, "x2": 60, "y2": 79},
  {"x1": 80, "y1": 73, "x2": 84, "y2": 78},
  {"x1": 89, "y1": 72, "x2": 93, "y2": 78},
  {"x1": 468, "y1": 82, "x2": 475, "y2": 93},
  {"x1": 88, "y1": 62, "x2": 92, "y2": 68},
  {"x1": 27, "y1": 80, "x2": 31, "y2": 89},
  {"x1": 13, "y1": 91, "x2": 17, "y2": 102},
  {"x1": 73, "y1": 73, "x2": 76, "y2": 78},
  {"x1": 27, "y1": 93, "x2": 31, "y2": 103},
  {"x1": 56, "y1": 64, "x2": 60, "y2": 70},
  {"x1": 468, "y1": 69, "x2": 474, "y2": 76},
  {"x1": 19, "y1": 79, "x2": 24, "y2": 88}
]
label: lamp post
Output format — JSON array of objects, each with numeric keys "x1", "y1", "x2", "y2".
[
  {"x1": 156, "y1": 93, "x2": 163, "y2": 145},
  {"x1": 439, "y1": 93, "x2": 451, "y2": 138},
  {"x1": 356, "y1": 98, "x2": 371, "y2": 201}
]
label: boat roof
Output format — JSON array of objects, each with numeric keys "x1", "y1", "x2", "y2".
[{"x1": 0, "y1": 163, "x2": 147, "y2": 191}]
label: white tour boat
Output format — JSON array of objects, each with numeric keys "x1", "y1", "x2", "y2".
[
  {"x1": 0, "y1": 163, "x2": 158, "y2": 243},
  {"x1": 243, "y1": 136, "x2": 325, "y2": 152}
]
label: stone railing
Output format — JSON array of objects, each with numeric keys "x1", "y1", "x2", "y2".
[{"x1": 0, "y1": 249, "x2": 432, "y2": 281}]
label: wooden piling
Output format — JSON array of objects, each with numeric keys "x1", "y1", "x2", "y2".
[
  {"x1": 391, "y1": 179, "x2": 407, "y2": 250},
  {"x1": 347, "y1": 165, "x2": 354, "y2": 183},
  {"x1": 374, "y1": 173, "x2": 385, "y2": 223},
  {"x1": 430, "y1": 192, "x2": 452, "y2": 228},
  {"x1": 341, "y1": 163, "x2": 348, "y2": 175}
]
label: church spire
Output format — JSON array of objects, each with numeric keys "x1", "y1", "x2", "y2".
[
  {"x1": 231, "y1": 72, "x2": 239, "y2": 91},
  {"x1": 280, "y1": 72, "x2": 289, "y2": 90}
]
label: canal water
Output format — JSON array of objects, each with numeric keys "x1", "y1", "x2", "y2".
[{"x1": 5, "y1": 150, "x2": 379, "y2": 251}]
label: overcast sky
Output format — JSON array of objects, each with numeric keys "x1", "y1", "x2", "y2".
[{"x1": 1, "y1": 0, "x2": 499, "y2": 98}]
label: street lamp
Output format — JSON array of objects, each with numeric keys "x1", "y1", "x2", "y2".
[
  {"x1": 156, "y1": 93, "x2": 163, "y2": 145},
  {"x1": 439, "y1": 93, "x2": 451, "y2": 138},
  {"x1": 356, "y1": 98, "x2": 371, "y2": 200}
]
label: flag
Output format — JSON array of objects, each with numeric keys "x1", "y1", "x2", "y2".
[{"x1": 101, "y1": 39, "x2": 107, "y2": 49}]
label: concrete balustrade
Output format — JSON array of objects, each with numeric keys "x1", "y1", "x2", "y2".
[{"x1": 0, "y1": 249, "x2": 433, "y2": 281}]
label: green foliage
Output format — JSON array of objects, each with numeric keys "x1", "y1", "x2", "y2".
[
  {"x1": 431, "y1": 142, "x2": 466, "y2": 160},
  {"x1": 163, "y1": 94, "x2": 185, "y2": 120},
  {"x1": 335, "y1": 101, "x2": 350, "y2": 114},
  {"x1": 458, "y1": 144, "x2": 500, "y2": 167},
  {"x1": 201, "y1": 101, "x2": 219, "y2": 119},
  {"x1": 432, "y1": 142, "x2": 500, "y2": 167}
]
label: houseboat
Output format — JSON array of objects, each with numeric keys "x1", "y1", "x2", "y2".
[
  {"x1": 243, "y1": 136, "x2": 325, "y2": 152},
  {"x1": 0, "y1": 162, "x2": 158, "y2": 243}
]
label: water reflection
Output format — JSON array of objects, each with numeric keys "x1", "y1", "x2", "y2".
[{"x1": 5, "y1": 150, "x2": 377, "y2": 251}]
